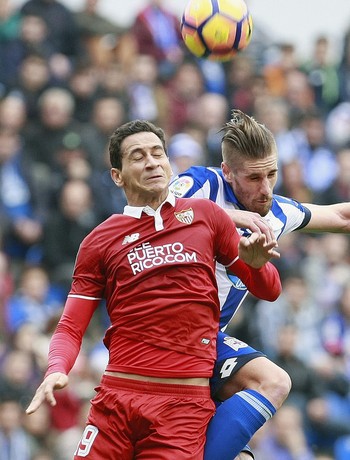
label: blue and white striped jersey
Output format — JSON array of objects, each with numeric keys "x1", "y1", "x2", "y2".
[{"x1": 169, "y1": 166, "x2": 311, "y2": 330}]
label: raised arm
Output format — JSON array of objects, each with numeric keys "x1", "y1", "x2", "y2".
[
  {"x1": 227, "y1": 232, "x2": 281, "y2": 302},
  {"x1": 225, "y1": 208, "x2": 276, "y2": 243},
  {"x1": 302, "y1": 202, "x2": 350, "y2": 233}
]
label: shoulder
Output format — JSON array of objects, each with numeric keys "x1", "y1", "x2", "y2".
[
  {"x1": 273, "y1": 194, "x2": 309, "y2": 213},
  {"x1": 170, "y1": 166, "x2": 222, "y2": 198},
  {"x1": 271, "y1": 194, "x2": 311, "y2": 232},
  {"x1": 82, "y1": 214, "x2": 126, "y2": 242},
  {"x1": 174, "y1": 196, "x2": 230, "y2": 221}
]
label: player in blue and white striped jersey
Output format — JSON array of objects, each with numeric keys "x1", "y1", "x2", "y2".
[
  {"x1": 169, "y1": 109, "x2": 350, "y2": 460},
  {"x1": 171, "y1": 165, "x2": 311, "y2": 329}
]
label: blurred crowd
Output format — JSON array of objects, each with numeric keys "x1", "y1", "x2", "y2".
[{"x1": 1, "y1": 0, "x2": 350, "y2": 459}]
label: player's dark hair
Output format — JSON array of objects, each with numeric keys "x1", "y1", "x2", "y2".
[
  {"x1": 109, "y1": 120, "x2": 167, "y2": 169},
  {"x1": 221, "y1": 109, "x2": 276, "y2": 165}
]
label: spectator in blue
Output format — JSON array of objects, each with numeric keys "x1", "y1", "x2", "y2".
[
  {"x1": 291, "y1": 109, "x2": 338, "y2": 194},
  {"x1": 5, "y1": 265, "x2": 64, "y2": 334},
  {"x1": 0, "y1": 128, "x2": 44, "y2": 264}
]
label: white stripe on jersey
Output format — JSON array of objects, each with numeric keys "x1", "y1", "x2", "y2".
[{"x1": 170, "y1": 166, "x2": 310, "y2": 329}]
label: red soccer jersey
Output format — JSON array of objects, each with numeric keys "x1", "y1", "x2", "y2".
[{"x1": 46, "y1": 193, "x2": 280, "y2": 378}]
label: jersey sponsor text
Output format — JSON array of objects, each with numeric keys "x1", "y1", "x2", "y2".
[{"x1": 127, "y1": 241, "x2": 197, "y2": 275}]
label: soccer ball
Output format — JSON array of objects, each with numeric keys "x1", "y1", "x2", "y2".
[{"x1": 181, "y1": 0, "x2": 253, "y2": 62}]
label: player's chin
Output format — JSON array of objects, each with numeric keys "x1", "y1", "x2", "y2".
[{"x1": 255, "y1": 200, "x2": 272, "y2": 216}]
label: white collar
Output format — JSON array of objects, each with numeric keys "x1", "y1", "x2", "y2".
[{"x1": 123, "y1": 191, "x2": 176, "y2": 231}]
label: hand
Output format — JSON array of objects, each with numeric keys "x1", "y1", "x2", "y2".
[
  {"x1": 26, "y1": 372, "x2": 69, "y2": 415},
  {"x1": 226, "y1": 209, "x2": 275, "y2": 244},
  {"x1": 238, "y1": 232, "x2": 280, "y2": 269}
]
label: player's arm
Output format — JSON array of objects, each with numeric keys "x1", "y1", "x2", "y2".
[
  {"x1": 26, "y1": 296, "x2": 99, "y2": 415},
  {"x1": 226, "y1": 232, "x2": 281, "y2": 302},
  {"x1": 225, "y1": 208, "x2": 275, "y2": 243},
  {"x1": 301, "y1": 202, "x2": 350, "y2": 233}
]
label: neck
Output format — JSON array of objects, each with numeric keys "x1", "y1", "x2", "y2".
[{"x1": 127, "y1": 190, "x2": 168, "y2": 210}]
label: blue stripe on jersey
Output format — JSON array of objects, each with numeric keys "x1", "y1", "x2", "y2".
[
  {"x1": 170, "y1": 166, "x2": 312, "y2": 329},
  {"x1": 220, "y1": 283, "x2": 248, "y2": 328}
]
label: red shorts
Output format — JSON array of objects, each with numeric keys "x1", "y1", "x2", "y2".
[{"x1": 74, "y1": 375, "x2": 215, "y2": 460}]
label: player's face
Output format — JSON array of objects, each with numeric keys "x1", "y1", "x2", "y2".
[
  {"x1": 222, "y1": 153, "x2": 278, "y2": 216},
  {"x1": 111, "y1": 132, "x2": 173, "y2": 207}
]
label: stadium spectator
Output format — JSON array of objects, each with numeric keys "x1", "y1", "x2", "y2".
[
  {"x1": 263, "y1": 43, "x2": 300, "y2": 98},
  {"x1": 95, "y1": 61, "x2": 130, "y2": 113},
  {"x1": 291, "y1": 110, "x2": 338, "y2": 194},
  {"x1": 24, "y1": 87, "x2": 83, "y2": 171},
  {"x1": 302, "y1": 35, "x2": 340, "y2": 113},
  {"x1": 325, "y1": 101, "x2": 350, "y2": 151},
  {"x1": 81, "y1": 96, "x2": 126, "y2": 171},
  {"x1": 20, "y1": 0, "x2": 83, "y2": 63},
  {"x1": 74, "y1": 0, "x2": 126, "y2": 68},
  {"x1": 4, "y1": 265, "x2": 64, "y2": 334},
  {"x1": 284, "y1": 69, "x2": 317, "y2": 126},
  {"x1": 0, "y1": 397, "x2": 33, "y2": 460},
  {"x1": 226, "y1": 54, "x2": 257, "y2": 114},
  {"x1": 0, "y1": 0, "x2": 22, "y2": 93},
  {"x1": 42, "y1": 178, "x2": 101, "y2": 292},
  {"x1": 162, "y1": 60, "x2": 205, "y2": 135},
  {"x1": 192, "y1": 92, "x2": 229, "y2": 166},
  {"x1": 0, "y1": 92, "x2": 28, "y2": 133},
  {"x1": 0, "y1": 127, "x2": 44, "y2": 265},
  {"x1": 255, "y1": 273, "x2": 324, "y2": 364},
  {"x1": 0, "y1": 251, "x2": 13, "y2": 338},
  {"x1": 127, "y1": 53, "x2": 168, "y2": 126},
  {"x1": 272, "y1": 324, "x2": 326, "y2": 411},
  {"x1": 12, "y1": 53, "x2": 52, "y2": 122},
  {"x1": 315, "y1": 145, "x2": 350, "y2": 205},
  {"x1": 250, "y1": 404, "x2": 316, "y2": 460},
  {"x1": 277, "y1": 159, "x2": 315, "y2": 204},
  {"x1": 67, "y1": 61, "x2": 100, "y2": 124},
  {"x1": 131, "y1": 0, "x2": 184, "y2": 80},
  {"x1": 338, "y1": 28, "x2": 350, "y2": 103},
  {"x1": 168, "y1": 132, "x2": 205, "y2": 176}
]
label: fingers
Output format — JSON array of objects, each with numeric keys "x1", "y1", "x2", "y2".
[
  {"x1": 26, "y1": 384, "x2": 57, "y2": 415},
  {"x1": 26, "y1": 373, "x2": 68, "y2": 415},
  {"x1": 251, "y1": 218, "x2": 275, "y2": 243},
  {"x1": 268, "y1": 248, "x2": 281, "y2": 259}
]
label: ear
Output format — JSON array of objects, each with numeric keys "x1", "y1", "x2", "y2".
[
  {"x1": 110, "y1": 168, "x2": 123, "y2": 187},
  {"x1": 221, "y1": 162, "x2": 233, "y2": 182}
]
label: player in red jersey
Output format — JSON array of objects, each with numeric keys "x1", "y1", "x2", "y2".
[{"x1": 26, "y1": 120, "x2": 281, "y2": 460}]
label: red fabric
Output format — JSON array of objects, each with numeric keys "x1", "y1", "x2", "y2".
[
  {"x1": 50, "y1": 388, "x2": 81, "y2": 431},
  {"x1": 45, "y1": 197, "x2": 280, "y2": 379},
  {"x1": 74, "y1": 375, "x2": 214, "y2": 460}
]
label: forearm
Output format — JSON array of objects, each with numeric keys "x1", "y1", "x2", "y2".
[
  {"x1": 45, "y1": 296, "x2": 100, "y2": 377},
  {"x1": 303, "y1": 202, "x2": 350, "y2": 233},
  {"x1": 45, "y1": 324, "x2": 82, "y2": 377},
  {"x1": 229, "y1": 258, "x2": 281, "y2": 301}
]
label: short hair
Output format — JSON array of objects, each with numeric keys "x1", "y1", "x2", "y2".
[
  {"x1": 221, "y1": 109, "x2": 277, "y2": 167},
  {"x1": 109, "y1": 120, "x2": 167, "y2": 169}
]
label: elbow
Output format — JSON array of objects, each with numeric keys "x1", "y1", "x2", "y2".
[{"x1": 268, "y1": 280, "x2": 282, "y2": 301}]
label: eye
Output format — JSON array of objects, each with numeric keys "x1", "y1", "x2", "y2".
[{"x1": 152, "y1": 148, "x2": 166, "y2": 158}]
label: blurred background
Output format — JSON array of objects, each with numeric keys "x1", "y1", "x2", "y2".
[
  {"x1": 13, "y1": 0, "x2": 350, "y2": 58},
  {"x1": 1, "y1": 1, "x2": 350, "y2": 459}
]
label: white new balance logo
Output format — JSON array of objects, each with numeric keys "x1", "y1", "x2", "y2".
[{"x1": 122, "y1": 233, "x2": 140, "y2": 245}]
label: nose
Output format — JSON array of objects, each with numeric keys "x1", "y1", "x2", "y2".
[
  {"x1": 145, "y1": 153, "x2": 159, "y2": 167},
  {"x1": 260, "y1": 177, "x2": 272, "y2": 195}
]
